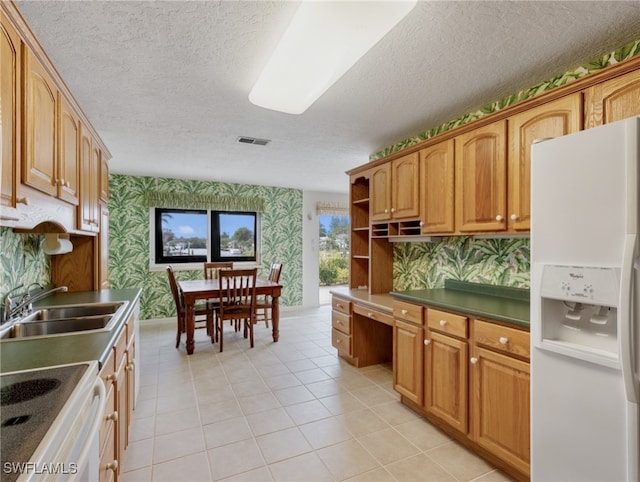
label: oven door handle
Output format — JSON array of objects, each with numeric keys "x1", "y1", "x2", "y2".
[{"x1": 70, "y1": 377, "x2": 107, "y2": 481}]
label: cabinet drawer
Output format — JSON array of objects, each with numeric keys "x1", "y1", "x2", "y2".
[
  {"x1": 99, "y1": 418, "x2": 116, "y2": 482},
  {"x1": 353, "y1": 304, "x2": 394, "y2": 326},
  {"x1": 332, "y1": 297, "x2": 352, "y2": 315},
  {"x1": 114, "y1": 328, "x2": 126, "y2": 365},
  {"x1": 100, "y1": 346, "x2": 116, "y2": 385},
  {"x1": 427, "y1": 308, "x2": 468, "y2": 339},
  {"x1": 99, "y1": 383, "x2": 116, "y2": 454},
  {"x1": 393, "y1": 300, "x2": 424, "y2": 325},
  {"x1": 332, "y1": 311, "x2": 351, "y2": 335},
  {"x1": 332, "y1": 328, "x2": 352, "y2": 356},
  {"x1": 474, "y1": 319, "x2": 530, "y2": 360},
  {"x1": 126, "y1": 315, "x2": 135, "y2": 344}
]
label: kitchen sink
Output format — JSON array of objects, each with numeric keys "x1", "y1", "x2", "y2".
[
  {"x1": 24, "y1": 301, "x2": 125, "y2": 321},
  {"x1": 0, "y1": 315, "x2": 114, "y2": 339},
  {"x1": 0, "y1": 301, "x2": 126, "y2": 340}
]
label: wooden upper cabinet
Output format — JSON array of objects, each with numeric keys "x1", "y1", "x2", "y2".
[
  {"x1": 455, "y1": 120, "x2": 507, "y2": 232},
  {"x1": 507, "y1": 94, "x2": 582, "y2": 231},
  {"x1": 100, "y1": 156, "x2": 109, "y2": 202},
  {"x1": 370, "y1": 163, "x2": 391, "y2": 221},
  {"x1": 420, "y1": 139, "x2": 455, "y2": 234},
  {"x1": 584, "y1": 68, "x2": 640, "y2": 127},
  {"x1": 78, "y1": 127, "x2": 99, "y2": 232},
  {"x1": 370, "y1": 152, "x2": 420, "y2": 222},
  {"x1": 391, "y1": 152, "x2": 420, "y2": 219},
  {"x1": 58, "y1": 95, "x2": 80, "y2": 205},
  {"x1": 23, "y1": 48, "x2": 58, "y2": 197},
  {"x1": 1, "y1": 13, "x2": 20, "y2": 211}
]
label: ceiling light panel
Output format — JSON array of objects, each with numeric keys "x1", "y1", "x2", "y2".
[{"x1": 249, "y1": 0, "x2": 417, "y2": 115}]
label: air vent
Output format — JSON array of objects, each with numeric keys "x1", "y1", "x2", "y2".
[{"x1": 237, "y1": 136, "x2": 271, "y2": 146}]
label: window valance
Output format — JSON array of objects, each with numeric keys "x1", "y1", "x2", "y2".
[
  {"x1": 316, "y1": 201, "x2": 348, "y2": 216},
  {"x1": 144, "y1": 192, "x2": 265, "y2": 212}
]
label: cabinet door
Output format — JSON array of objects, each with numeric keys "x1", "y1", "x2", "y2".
[
  {"x1": 78, "y1": 127, "x2": 99, "y2": 231},
  {"x1": 424, "y1": 330, "x2": 468, "y2": 433},
  {"x1": 58, "y1": 95, "x2": 80, "y2": 205},
  {"x1": 116, "y1": 356, "x2": 127, "y2": 477},
  {"x1": 370, "y1": 163, "x2": 391, "y2": 221},
  {"x1": 100, "y1": 156, "x2": 109, "y2": 202},
  {"x1": 470, "y1": 346, "x2": 530, "y2": 476},
  {"x1": 420, "y1": 139, "x2": 454, "y2": 234},
  {"x1": 99, "y1": 204, "x2": 110, "y2": 288},
  {"x1": 24, "y1": 49, "x2": 57, "y2": 196},
  {"x1": 393, "y1": 320, "x2": 423, "y2": 405},
  {"x1": 1, "y1": 14, "x2": 19, "y2": 210},
  {"x1": 455, "y1": 120, "x2": 507, "y2": 232},
  {"x1": 508, "y1": 94, "x2": 581, "y2": 231},
  {"x1": 584, "y1": 68, "x2": 640, "y2": 127},
  {"x1": 391, "y1": 152, "x2": 420, "y2": 219}
]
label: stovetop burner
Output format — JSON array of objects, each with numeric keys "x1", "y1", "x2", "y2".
[{"x1": 1, "y1": 364, "x2": 90, "y2": 481}]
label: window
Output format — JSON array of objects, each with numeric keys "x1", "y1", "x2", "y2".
[
  {"x1": 212, "y1": 211, "x2": 256, "y2": 262},
  {"x1": 153, "y1": 208, "x2": 258, "y2": 265}
]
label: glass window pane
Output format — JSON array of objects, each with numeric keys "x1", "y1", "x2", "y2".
[
  {"x1": 219, "y1": 213, "x2": 255, "y2": 258},
  {"x1": 160, "y1": 210, "x2": 208, "y2": 258}
]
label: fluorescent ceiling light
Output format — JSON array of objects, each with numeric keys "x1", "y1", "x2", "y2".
[{"x1": 249, "y1": 0, "x2": 417, "y2": 115}]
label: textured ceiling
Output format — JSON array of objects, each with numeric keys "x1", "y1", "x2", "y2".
[{"x1": 14, "y1": 1, "x2": 640, "y2": 194}]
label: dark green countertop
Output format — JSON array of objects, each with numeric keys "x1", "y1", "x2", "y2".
[
  {"x1": 391, "y1": 280, "x2": 530, "y2": 328},
  {"x1": 0, "y1": 288, "x2": 141, "y2": 373}
]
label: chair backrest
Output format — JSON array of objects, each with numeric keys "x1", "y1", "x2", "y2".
[
  {"x1": 204, "y1": 262, "x2": 234, "y2": 280},
  {"x1": 166, "y1": 265, "x2": 183, "y2": 314},
  {"x1": 218, "y1": 268, "x2": 257, "y2": 319},
  {"x1": 267, "y1": 263, "x2": 283, "y2": 283}
]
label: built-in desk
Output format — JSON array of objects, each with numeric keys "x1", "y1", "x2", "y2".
[{"x1": 329, "y1": 288, "x2": 394, "y2": 367}]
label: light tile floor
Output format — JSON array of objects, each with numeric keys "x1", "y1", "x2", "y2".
[{"x1": 121, "y1": 305, "x2": 514, "y2": 482}]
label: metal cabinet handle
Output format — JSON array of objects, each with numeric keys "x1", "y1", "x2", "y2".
[
  {"x1": 401, "y1": 309, "x2": 408, "y2": 315},
  {"x1": 424, "y1": 339, "x2": 430, "y2": 346},
  {"x1": 439, "y1": 320, "x2": 447, "y2": 327},
  {"x1": 470, "y1": 357, "x2": 478, "y2": 364},
  {"x1": 510, "y1": 214, "x2": 519, "y2": 221},
  {"x1": 495, "y1": 215, "x2": 504, "y2": 222},
  {"x1": 106, "y1": 411, "x2": 118, "y2": 422},
  {"x1": 391, "y1": 208, "x2": 396, "y2": 213},
  {"x1": 17, "y1": 197, "x2": 29, "y2": 205},
  {"x1": 106, "y1": 461, "x2": 118, "y2": 472},
  {"x1": 499, "y1": 337, "x2": 509, "y2": 345}
]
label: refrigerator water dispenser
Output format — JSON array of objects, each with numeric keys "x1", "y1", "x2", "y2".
[{"x1": 536, "y1": 264, "x2": 621, "y2": 368}]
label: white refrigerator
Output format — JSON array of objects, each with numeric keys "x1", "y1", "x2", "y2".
[{"x1": 530, "y1": 116, "x2": 640, "y2": 481}]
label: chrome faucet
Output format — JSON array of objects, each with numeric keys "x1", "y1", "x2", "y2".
[{"x1": 3, "y1": 285, "x2": 68, "y2": 322}]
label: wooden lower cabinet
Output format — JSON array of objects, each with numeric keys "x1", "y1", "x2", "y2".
[
  {"x1": 98, "y1": 304, "x2": 138, "y2": 481},
  {"x1": 393, "y1": 319, "x2": 423, "y2": 405},
  {"x1": 393, "y1": 301, "x2": 530, "y2": 481},
  {"x1": 423, "y1": 329, "x2": 468, "y2": 433}
]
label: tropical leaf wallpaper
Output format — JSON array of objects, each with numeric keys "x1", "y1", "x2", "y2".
[
  {"x1": 393, "y1": 237, "x2": 530, "y2": 291},
  {"x1": 1, "y1": 39, "x2": 639, "y2": 308},
  {"x1": 108, "y1": 174, "x2": 303, "y2": 320},
  {"x1": 0, "y1": 227, "x2": 50, "y2": 297}
]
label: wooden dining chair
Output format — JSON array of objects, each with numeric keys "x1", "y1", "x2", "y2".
[
  {"x1": 203, "y1": 261, "x2": 234, "y2": 327},
  {"x1": 167, "y1": 265, "x2": 215, "y2": 347},
  {"x1": 216, "y1": 268, "x2": 257, "y2": 352},
  {"x1": 255, "y1": 263, "x2": 282, "y2": 328}
]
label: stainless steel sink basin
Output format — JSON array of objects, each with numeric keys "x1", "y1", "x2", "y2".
[
  {"x1": 25, "y1": 302, "x2": 124, "y2": 321},
  {"x1": 0, "y1": 315, "x2": 114, "y2": 339},
  {"x1": 0, "y1": 301, "x2": 126, "y2": 340}
]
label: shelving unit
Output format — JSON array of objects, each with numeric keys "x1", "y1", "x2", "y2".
[{"x1": 349, "y1": 174, "x2": 393, "y2": 294}]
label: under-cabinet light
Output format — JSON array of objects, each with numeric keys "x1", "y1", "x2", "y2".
[{"x1": 249, "y1": 0, "x2": 417, "y2": 115}]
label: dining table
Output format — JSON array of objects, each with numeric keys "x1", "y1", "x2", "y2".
[{"x1": 178, "y1": 277, "x2": 283, "y2": 354}]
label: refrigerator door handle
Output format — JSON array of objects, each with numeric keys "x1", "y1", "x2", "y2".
[{"x1": 620, "y1": 233, "x2": 639, "y2": 403}]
